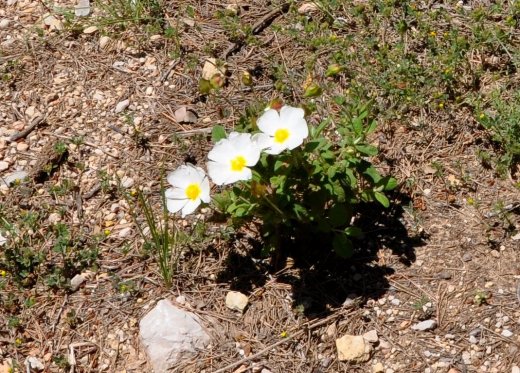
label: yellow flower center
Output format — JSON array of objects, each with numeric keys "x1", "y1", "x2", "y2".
[
  {"x1": 185, "y1": 183, "x2": 201, "y2": 201},
  {"x1": 230, "y1": 156, "x2": 246, "y2": 172},
  {"x1": 274, "y1": 128, "x2": 290, "y2": 143}
]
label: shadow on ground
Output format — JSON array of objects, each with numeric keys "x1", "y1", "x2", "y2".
[{"x1": 216, "y1": 192, "x2": 428, "y2": 318}]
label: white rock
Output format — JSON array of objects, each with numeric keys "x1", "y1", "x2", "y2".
[
  {"x1": 118, "y1": 227, "x2": 132, "y2": 238},
  {"x1": 115, "y1": 99, "x2": 130, "y2": 113},
  {"x1": 501, "y1": 329, "x2": 513, "y2": 338},
  {"x1": 24, "y1": 356, "x2": 44, "y2": 371},
  {"x1": 0, "y1": 19, "x2": 10, "y2": 29},
  {"x1": 140, "y1": 299, "x2": 210, "y2": 372},
  {"x1": 99, "y1": 36, "x2": 111, "y2": 49},
  {"x1": 373, "y1": 362, "x2": 384, "y2": 373},
  {"x1": 512, "y1": 366, "x2": 520, "y2": 373},
  {"x1": 43, "y1": 14, "x2": 63, "y2": 31},
  {"x1": 225, "y1": 291, "x2": 248, "y2": 312},
  {"x1": 201, "y1": 57, "x2": 226, "y2": 80},
  {"x1": 174, "y1": 106, "x2": 197, "y2": 124},
  {"x1": 390, "y1": 298, "x2": 401, "y2": 306},
  {"x1": 83, "y1": 25, "x2": 98, "y2": 34},
  {"x1": 335, "y1": 334, "x2": 372, "y2": 362},
  {"x1": 512, "y1": 232, "x2": 520, "y2": 241},
  {"x1": 0, "y1": 161, "x2": 10, "y2": 171},
  {"x1": 411, "y1": 319, "x2": 437, "y2": 331},
  {"x1": 121, "y1": 176, "x2": 134, "y2": 188},
  {"x1": 298, "y1": 3, "x2": 319, "y2": 14},
  {"x1": 75, "y1": 0, "x2": 90, "y2": 17},
  {"x1": 70, "y1": 274, "x2": 87, "y2": 291},
  {"x1": 48, "y1": 213, "x2": 61, "y2": 224},
  {"x1": 363, "y1": 329, "x2": 378, "y2": 343},
  {"x1": 0, "y1": 170, "x2": 28, "y2": 187}
]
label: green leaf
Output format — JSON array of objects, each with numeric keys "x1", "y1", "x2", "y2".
[
  {"x1": 378, "y1": 176, "x2": 398, "y2": 191},
  {"x1": 374, "y1": 191, "x2": 390, "y2": 208},
  {"x1": 328, "y1": 203, "x2": 351, "y2": 227},
  {"x1": 304, "y1": 140, "x2": 321, "y2": 152},
  {"x1": 355, "y1": 144, "x2": 378, "y2": 156},
  {"x1": 366, "y1": 119, "x2": 378, "y2": 134},
  {"x1": 332, "y1": 233, "x2": 353, "y2": 258},
  {"x1": 211, "y1": 125, "x2": 227, "y2": 143},
  {"x1": 363, "y1": 166, "x2": 382, "y2": 183},
  {"x1": 344, "y1": 226, "x2": 363, "y2": 238},
  {"x1": 274, "y1": 159, "x2": 286, "y2": 172}
]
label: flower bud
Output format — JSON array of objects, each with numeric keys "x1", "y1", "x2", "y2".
[
  {"x1": 325, "y1": 64, "x2": 343, "y2": 77},
  {"x1": 303, "y1": 82, "x2": 322, "y2": 98}
]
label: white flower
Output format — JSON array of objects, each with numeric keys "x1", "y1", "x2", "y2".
[
  {"x1": 165, "y1": 164, "x2": 210, "y2": 217},
  {"x1": 207, "y1": 132, "x2": 262, "y2": 185},
  {"x1": 0, "y1": 233, "x2": 6, "y2": 246},
  {"x1": 257, "y1": 105, "x2": 309, "y2": 155}
]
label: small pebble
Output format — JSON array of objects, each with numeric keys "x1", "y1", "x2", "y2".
[
  {"x1": 501, "y1": 330, "x2": 513, "y2": 338},
  {"x1": 462, "y1": 253, "x2": 472, "y2": 262}
]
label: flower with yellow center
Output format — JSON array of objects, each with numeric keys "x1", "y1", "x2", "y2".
[
  {"x1": 207, "y1": 132, "x2": 262, "y2": 185},
  {"x1": 165, "y1": 164, "x2": 210, "y2": 217},
  {"x1": 257, "y1": 105, "x2": 309, "y2": 155}
]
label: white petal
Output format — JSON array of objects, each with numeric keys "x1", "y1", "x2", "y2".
[
  {"x1": 223, "y1": 167, "x2": 252, "y2": 184},
  {"x1": 167, "y1": 166, "x2": 191, "y2": 189},
  {"x1": 284, "y1": 124, "x2": 308, "y2": 150},
  {"x1": 279, "y1": 106, "x2": 305, "y2": 127},
  {"x1": 181, "y1": 199, "x2": 201, "y2": 217},
  {"x1": 208, "y1": 140, "x2": 234, "y2": 163},
  {"x1": 242, "y1": 146, "x2": 261, "y2": 166},
  {"x1": 207, "y1": 161, "x2": 231, "y2": 186},
  {"x1": 166, "y1": 198, "x2": 187, "y2": 214},
  {"x1": 257, "y1": 109, "x2": 281, "y2": 136},
  {"x1": 0, "y1": 234, "x2": 6, "y2": 246},
  {"x1": 165, "y1": 187, "x2": 186, "y2": 200},
  {"x1": 200, "y1": 176, "x2": 211, "y2": 203},
  {"x1": 264, "y1": 142, "x2": 286, "y2": 155},
  {"x1": 251, "y1": 133, "x2": 271, "y2": 150}
]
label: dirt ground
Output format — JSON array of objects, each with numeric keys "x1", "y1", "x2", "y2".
[{"x1": 1, "y1": 0, "x2": 519, "y2": 372}]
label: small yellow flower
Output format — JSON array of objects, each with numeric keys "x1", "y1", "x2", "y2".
[
  {"x1": 129, "y1": 189, "x2": 137, "y2": 197},
  {"x1": 104, "y1": 229, "x2": 111, "y2": 236},
  {"x1": 0, "y1": 270, "x2": 6, "y2": 277},
  {"x1": 430, "y1": 31, "x2": 437, "y2": 37},
  {"x1": 280, "y1": 331, "x2": 288, "y2": 338},
  {"x1": 15, "y1": 338, "x2": 22, "y2": 346},
  {"x1": 438, "y1": 102, "x2": 444, "y2": 109},
  {"x1": 479, "y1": 113, "x2": 485, "y2": 119},
  {"x1": 467, "y1": 197, "x2": 475, "y2": 205}
]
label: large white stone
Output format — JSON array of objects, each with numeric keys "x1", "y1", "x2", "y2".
[
  {"x1": 335, "y1": 334, "x2": 372, "y2": 362},
  {"x1": 140, "y1": 299, "x2": 210, "y2": 372},
  {"x1": 225, "y1": 291, "x2": 248, "y2": 312}
]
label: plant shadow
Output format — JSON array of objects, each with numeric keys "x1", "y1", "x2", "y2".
[{"x1": 216, "y1": 192, "x2": 427, "y2": 318}]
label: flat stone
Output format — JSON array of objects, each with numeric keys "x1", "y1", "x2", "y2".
[
  {"x1": 363, "y1": 329, "x2": 378, "y2": 343},
  {"x1": 373, "y1": 362, "x2": 384, "y2": 373},
  {"x1": 24, "y1": 357, "x2": 44, "y2": 371},
  {"x1": 0, "y1": 19, "x2": 10, "y2": 29},
  {"x1": 411, "y1": 319, "x2": 437, "y2": 331},
  {"x1": 174, "y1": 106, "x2": 197, "y2": 124},
  {"x1": 511, "y1": 366, "x2": 520, "y2": 373},
  {"x1": 75, "y1": 0, "x2": 90, "y2": 17},
  {"x1": 70, "y1": 274, "x2": 87, "y2": 291},
  {"x1": 225, "y1": 291, "x2": 248, "y2": 312},
  {"x1": 83, "y1": 25, "x2": 98, "y2": 34},
  {"x1": 501, "y1": 329, "x2": 513, "y2": 338},
  {"x1": 115, "y1": 99, "x2": 130, "y2": 113},
  {"x1": 0, "y1": 161, "x2": 9, "y2": 171},
  {"x1": 140, "y1": 299, "x2": 210, "y2": 372},
  {"x1": 43, "y1": 14, "x2": 63, "y2": 31},
  {"x1": 0, "y1": 170, "x2": 28, "y2": 187},
  {"x1": 335, "y1": 334, "x2": 372, "y2": 363},
  {"x1": 462, "y1": 253, "x2": 472, "y2": 262}
]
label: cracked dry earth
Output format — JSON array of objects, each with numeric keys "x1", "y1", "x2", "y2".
[{"x1": 1, "y1": 0, "x2": 520, "y2": 372}]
